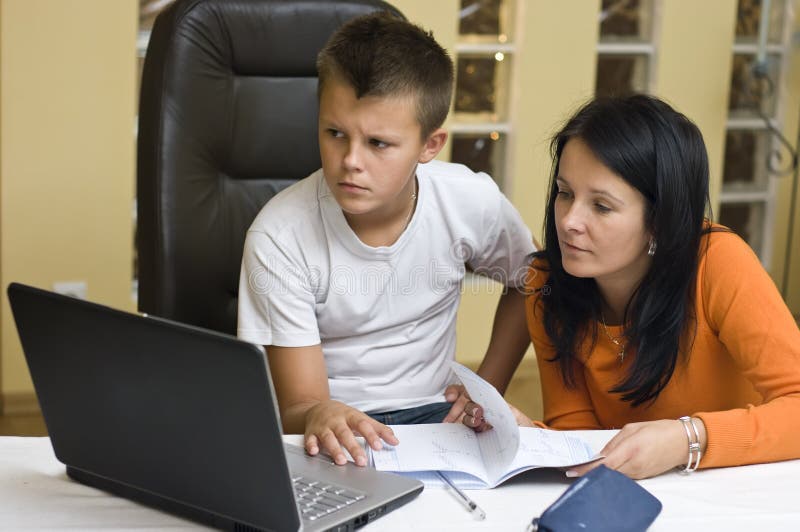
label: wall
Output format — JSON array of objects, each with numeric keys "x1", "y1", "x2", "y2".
[
  {"x1": 654, "y1": 0, "x2": 737, "y2": 210},
  {"x1": 393, "y1": 0, "x2": 800, "y2": 420},
  {"x1": 0, "y1": 0, "x2": 138, "y2": 412},
  {"x1": 1, "y1": 0, "x2": 797, "y2": 416}
]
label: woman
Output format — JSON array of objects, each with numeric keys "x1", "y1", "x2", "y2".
[{"x1": 512, "y1": 94, "x2": 800, "y2": 479}]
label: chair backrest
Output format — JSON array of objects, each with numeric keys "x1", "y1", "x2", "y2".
[{"x1": 137, "y1": 0, "x2": 403, "y2": 334}]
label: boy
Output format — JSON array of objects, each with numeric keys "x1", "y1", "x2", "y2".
[{"x1": 237, "y1": 12, "x2": 534, "y2": 467}]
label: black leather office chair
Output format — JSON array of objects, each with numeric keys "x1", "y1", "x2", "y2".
[{"x1": 137, "y1": 0, "x2": 402, "y2": 334}]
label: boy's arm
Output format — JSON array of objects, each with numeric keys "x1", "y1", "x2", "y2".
[
  {"x1": 443, "y1": 288, "x2": 530, "y2": 423},
  {"x1": 266, "y1": 344, "x2": 398, "y2": 466},
  {"x1": 476, "y1": 288, "x2": 530, "y2": 392}
]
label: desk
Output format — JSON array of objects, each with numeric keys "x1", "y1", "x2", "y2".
[{"x1": 2, "y1": 433, "x2": 799, "y2": 531}]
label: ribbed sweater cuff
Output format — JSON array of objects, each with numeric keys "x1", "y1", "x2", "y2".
[{"x1": 694, "y1": 411, "x2": 753, "y2": 468}]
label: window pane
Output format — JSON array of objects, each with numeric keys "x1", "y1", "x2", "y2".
[
  {"x1": 722, "y1": 129, "x2": 771, "y2": 192},
  {"x1": 599, "y1": 0, "x2": 653, "y2": 42},
  {"x1": 459, "y1": 0, "x2": 514, "y2": 42},
  {"x1": 454, "y1": 54, "x2": 511, "y2": 121},
  {"x1": 596, "y1": 54, "x2": 649, "y2": 97},
  {"x1": 718, "y1": 202, "x2": 765, "y2": 256},
  {"x1": 451, "y1": 133, "x2": 507, "y2": 188},
  {"x1": 139, "y1": 0, "x2": 177, "y2": 32},
  {"x1": 728, "y1": 53, "x2": 781, "y2": 118},
  {"x1": 735, "y1": 0, "x2": 785, "y2": 44}
]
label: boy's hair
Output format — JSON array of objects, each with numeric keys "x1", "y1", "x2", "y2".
[{"x1": 317, "y1": 11, "x2": 454, "y2": 138}]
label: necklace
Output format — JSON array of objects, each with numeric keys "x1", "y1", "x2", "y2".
[{"x1": 600, "y1": 312, "x2": 626, "y2": 362}]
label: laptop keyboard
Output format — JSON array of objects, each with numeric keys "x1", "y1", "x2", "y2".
[{"x1": 293, "y1": 476, "x2": 367, "y2": 522}]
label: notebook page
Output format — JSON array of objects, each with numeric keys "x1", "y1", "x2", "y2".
[
  {"x1": 451, "y1": 362, "x2": 520, "y2": 480},
  {"x1": 492, "y1": 427, "x2": 597, "y2": 485},
  {"x1": 516, "y1": 427, "x2": 595, "y2": 464},
  {"x1": 370, "y1": 423, "x2": 491, "y2": 484}
]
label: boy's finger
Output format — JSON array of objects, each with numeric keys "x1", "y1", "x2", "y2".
[
  {"x1": 444, "y1": 384, "x2": 464, "y2": 402},
  {"x1": 305, "y1": 434, "x2": 320, "y2": 456},
  {"x1": 442, "y1": 396, "x2": 469, "y2": 423},
  {"x1": 463, "y1": 412, "x2": 485, "y2": 428},
  {"x1": 374, "y1": 422, "x2": 399, "y2": 446},
  {"x1": 335, "y1": 427, "x2": 367, "y2": 467},
  {"x1": 470, "y1": 404, "x2": 484, "y2": 420},
  {"x1": 474, "y1": 420, "x2": 493, "y2": 433},
  {"x1": 319, "y1": 431, "x2": 348, "y2": 466},
  {"x1": 355, "y1": 419, "x2": 386, "y2": 453}
]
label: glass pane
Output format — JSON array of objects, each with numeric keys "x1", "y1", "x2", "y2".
[
  {"x1": 599, "y1": 0, "x2": 653, "y2": 42},
  {"x1": 451, "y1": 133, "x2": 507, "y2": 188},
  {"x1": 595, "y1": 54, "x2": 649, "y2": 97},
  {"x1": 722, "y1": 129, "x2": 771, "y2": 192},
  {"x1": 459, "y1": 0, "x2": 514, "y2": 42},
  {"x1": 140, "y1": 0, "x2": 177, "y2": 32},
  {"x1": 728, "y1": 53, "x2": 781, "y2": 118},
  {"x1": 718, "y1": 202, "x2": 765, "y2": 256},
  {"x1": 735, "y1": 0, "x2": 785, "y2": 44},
  {"x1": 454, "y1": 54, "x2": 511, "y2": 121}
]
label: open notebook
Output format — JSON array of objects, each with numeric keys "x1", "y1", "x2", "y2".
[{"x1": 369, "y1": 363, "x2": 598, "y2": 489}]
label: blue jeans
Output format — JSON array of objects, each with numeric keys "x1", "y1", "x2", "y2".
[{"x1": 367, "y1": 402, "x2": 453, "y2": 425}]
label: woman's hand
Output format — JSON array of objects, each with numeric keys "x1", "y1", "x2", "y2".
[{"x1": 565, "y1": 418, "x2": 705, "y2": 479}]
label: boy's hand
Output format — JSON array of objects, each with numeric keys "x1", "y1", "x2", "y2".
[
  {"x1": 443, "y1": 385, "x2": 491, "y2": 432},
  {"x1": 304, "y1": 400, "x2": 398, "y2": 467},
  {"x1": 442, "y1": 384, "x2": 470, "y2": 422}
]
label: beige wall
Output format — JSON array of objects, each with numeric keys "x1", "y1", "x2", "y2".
[
  {"x1": 394, "y1": 1, "x2": 800, "y2": 421},
  {"x1": 0, "y1": 0, "x2": 138, "y2": 410},
  {"x1": 654, "y1": 0, "x2": 737, "y2": 210},
  {"x1": 0, "y1": 0, "x2": 797, "y2": 413},
  {"x1": 393, "y1": 0, "x2": 459, "y2": 158}
]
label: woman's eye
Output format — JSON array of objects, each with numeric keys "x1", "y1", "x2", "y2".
[
  {"x1": 594, "y1": 203, "x2": 612, "y2": 213},
  {"x1": 327, "y1": 129, "x2": 344, "y2": 138},
  {"x1": 556, "y1": 189, "x2": 571, "y2": 198}
]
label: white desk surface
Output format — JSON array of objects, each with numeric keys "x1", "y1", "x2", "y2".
[{"x1": 2, "y1": 432, "x2": 799, "y2": 531}]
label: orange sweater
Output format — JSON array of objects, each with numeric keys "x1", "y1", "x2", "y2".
[{"x1": 526, "y1": 229, "x2": 800, "y2": 468}]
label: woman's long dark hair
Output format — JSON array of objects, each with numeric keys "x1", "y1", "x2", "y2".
[{"x1": 536, "y1": 94, "x2": 711, "y2": 406}]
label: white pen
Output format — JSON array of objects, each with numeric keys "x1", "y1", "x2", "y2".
[{"x1": 436, "y1": 471, "x2": 486, "y2": 520}]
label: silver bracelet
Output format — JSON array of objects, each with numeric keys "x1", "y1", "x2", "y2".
[{"x1": 678, "y1": 416, "x2": 702, "y2": 473}]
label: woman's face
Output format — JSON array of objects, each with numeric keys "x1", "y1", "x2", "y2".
[{"x1": 554, "y1": 137, "x2": 653, "y2": 286}]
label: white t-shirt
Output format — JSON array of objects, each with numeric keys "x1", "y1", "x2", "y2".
[{"x1": 237, "y1": 160, "x2": 535, "y2": 413}]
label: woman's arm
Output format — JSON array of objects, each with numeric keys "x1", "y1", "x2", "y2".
[
  {"x1": 692, "y1": 232, "x2": 800, "y2": 468},
  {"x1": 573, "y1": 232, "x2": 800, "y2": 479}
]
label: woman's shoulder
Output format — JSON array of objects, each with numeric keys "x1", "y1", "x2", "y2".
[
  {"x1": 699, "y1": 224, "x2": 760, "y2": 276},
  {"x1": 696, "y1": 223, "x2": 778, "y2": 324}
]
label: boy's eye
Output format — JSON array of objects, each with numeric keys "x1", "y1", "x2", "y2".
[
  {"x1": 369, "y1": 138, "x2": 389, "y2": 149},
  {"x1": 594, "y1": 203, "x2": 612, "y2": 213},
  {"x1": 327, "y1": 128, "x2": 344, "y2": 138}
]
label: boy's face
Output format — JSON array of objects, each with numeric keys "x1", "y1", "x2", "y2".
[{"x1": 318, "y1": 76, "x2": 446, "y2": 225}]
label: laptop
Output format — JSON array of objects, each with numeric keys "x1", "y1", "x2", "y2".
[{"x1": 7, "y1": 282, "x2": 423, "y2": 531}]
